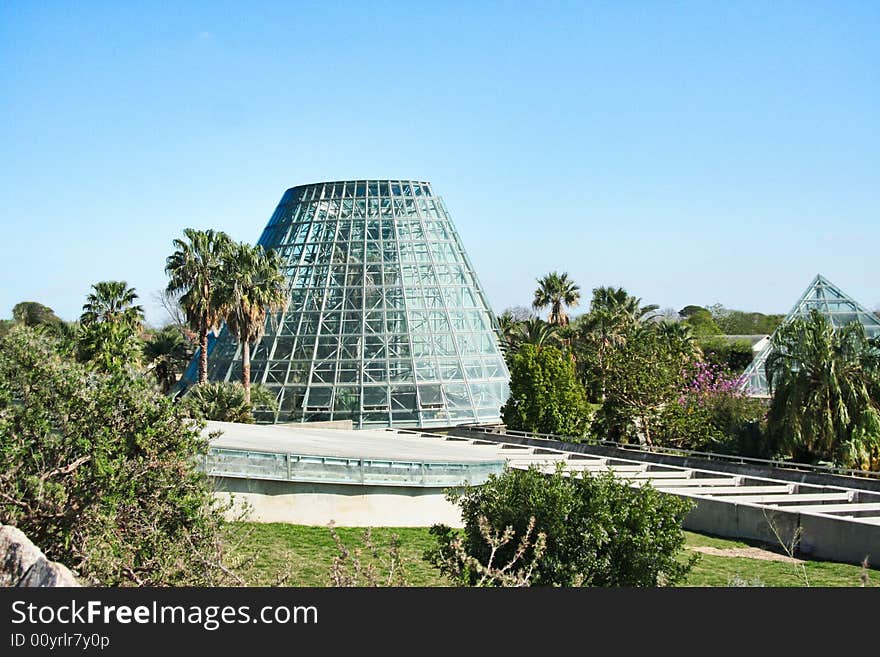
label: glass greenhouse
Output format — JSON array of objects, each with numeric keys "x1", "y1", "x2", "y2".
[
  {"x1": 186, "y1": 180, "x2": 510, "y2": 428},
  {"x1": 742, "y1": 273, "x2": 880, "y2": 396}
]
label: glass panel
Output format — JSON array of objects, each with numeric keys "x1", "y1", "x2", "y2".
[
  {"x1": 334, "y1": 387, "x2": 359, "y2": 412},
  {"x1": 305, "y1": 387, "x2": 333, "y2": 409},
  {"x1": 363, "y1": 386, "x2": 389, "y2": 409},
  {"x1": 390, "y1": 385, "x2": 416, "y2": 411},
  {"x1": 417, "y1": 384, "x2": 444, "y2": 409}
]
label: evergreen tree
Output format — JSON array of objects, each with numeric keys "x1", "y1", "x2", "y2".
[{"x1": 501, "y1": 344, "x2": 590, "y2": 438}]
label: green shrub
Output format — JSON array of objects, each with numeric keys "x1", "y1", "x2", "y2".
[
  {"x1": 657, "y1": 394, "x2": 768, "y2": 456},
  {"x1": 501, "y1": 344, "x2": 590, "y2": 438},
  {"x1": 429, "y1": 466, "x2": 696, "y2": 587},
  {"x1": 0, "y1": 326, "x2": 234, "y2": 586}
]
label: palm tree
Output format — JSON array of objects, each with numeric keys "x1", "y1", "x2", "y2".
[
  {"x1": 655, "y1": 321, "x2": 701, "y2": 361},
  {"x1": 77, "y1": 320, "x2": 143, "y2": 372},
  {"x1": 183, "y1": 381, "x2": 279, "y2": 424},
  {"x1": 589, "y1": 286, "x2": 659, "y2": 325},
  {"x1": 496, "y1": 311, "x2": 524, "y2": 353},
  {"x1": 766, "y1": 310, "x2": 880, "y2": 469},
  {"x1": 144, "y1": 326, "x2": 194, "y2": 393},
  {"x1": 80, "y1": 281, "x2": 144, "y2": 329},
  {"x1": 76, "y1": 281, "x2": 144, "y2": 372},
  {"x1": 577, "y1": 286, "x2": 659, "y2": 401},
  {"x1": 517, "y1": 317, "x2": 560, "y2": 351},
  {"x1": 165, "y1": 228, "x2": 233, "y2": 384},
  {"x1": 218, "y1": 242, "x2": 287, "y2": 403},
  {"x1": 532, "y1": 272, "x2": 580, "y2": 326}
]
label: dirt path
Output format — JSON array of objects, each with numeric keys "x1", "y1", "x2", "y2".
[{"x1": 688, "y1": 545, "x2": 804, "y2": 564}]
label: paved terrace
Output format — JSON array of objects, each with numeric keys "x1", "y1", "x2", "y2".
[
  {"x1": 206, "y1": 421, "x2": 500, "y2": 462},
  {"x1": 202, "y1": 421, "x2": 505, "y2": 488},
  {"x1": 388, "y1": 427, "x2": 880, "y2": 566}
]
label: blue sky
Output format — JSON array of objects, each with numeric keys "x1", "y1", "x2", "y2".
[{"x1": 1, "y1": 1, "x2": 878, "y2": 326}]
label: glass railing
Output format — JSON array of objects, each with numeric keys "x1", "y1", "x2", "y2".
[{"x1": 200, "y1": 447, "x2": 504, "y2": 488}]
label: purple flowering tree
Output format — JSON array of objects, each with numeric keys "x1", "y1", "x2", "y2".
[
  {"x1": 679, "y1": 361, "x2": 747, "y2": 407},
  {"x1": 656, "y1": 361, "x2": 766, "y2": 452}
]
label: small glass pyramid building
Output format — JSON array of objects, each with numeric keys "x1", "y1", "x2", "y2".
[
  {"x1": 741, "y1": 274, "x2": 880, "y2": 396},
  {"x1": 195, "y1": 179, "x2": 510, "y2": 428}
]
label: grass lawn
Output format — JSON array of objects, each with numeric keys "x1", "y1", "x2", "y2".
[
  {"x1": 680, "y1": 531, "x2": 876, "y2": 587},
  {"x1": 226, "y1": 522, "x2": 877, "y2": 587},
  {"x1": 225, "y1": 523, "x2": 449, "y2": 587}
]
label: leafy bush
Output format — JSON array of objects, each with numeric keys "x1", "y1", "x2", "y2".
[
  {"x1": 182, "y1": 381, "x2": 278, "y2": 424},
  {"x1": 657, "y1": 394, "x2": 768, "y2": 456},
  {"x1": 0, "y1": 326, "x2": 235, "y2": 585},
  {"x1": 501, "y1": 344, "x2": 590, "y2": 438},
  {"x1": 656, "y1": 362, "x2": 768, "y2": 455},
  {"x1": 428, "y1": 466, "x2": 695, "y2": 587}
]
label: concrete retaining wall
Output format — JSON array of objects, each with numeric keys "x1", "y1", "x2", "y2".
[
  {"x1": 213, "y1": 476, "x2": 464, "y2": 527},
  {"x1": 680, "y1": 495, "x2": 876, "y2": 565}
]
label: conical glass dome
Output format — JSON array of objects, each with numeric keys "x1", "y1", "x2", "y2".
[{"x1": 198, "y1": 179, "x2": 510, "y2": 428}]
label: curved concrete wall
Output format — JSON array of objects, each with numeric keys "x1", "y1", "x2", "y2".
[{"x1": 213, "y1": 476, "x2": 465, "y2": 527}]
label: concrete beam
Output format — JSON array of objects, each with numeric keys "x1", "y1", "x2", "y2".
[
  {"x1": 658, "y1": 485, "x2": 794, "y2": 496},
  {"x1": 557, "y1": 458, "x2": 608, "y2": 465},
  {"x1": 774, "y1": 502, "x2": 880, "y2": 514},
  {"x1": 727, "y1": 492, "x2": 852, "y2": 504},
  {"x1": 502, "y1": 453, "x2": 567, "y2": 461},
  {"x1": 650, "y1": 478, "x2": 739, "y2": 488},
  {"x1": 621, "y1": 470, "x2": 691, "y2": 479},
  {"x1": 581, "y1": 464, "x2": 648, "y2": 472}
]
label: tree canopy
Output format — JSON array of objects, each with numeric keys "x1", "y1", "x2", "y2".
[
  {"x1": 766, "y1": 310, "x2": 880, "y2": 469},
  {"x1": 501, "y1": 344, "x2": 590, "y2": 438},
  {"x1": 12, "y1": 301, "x2": 64, "y2": 328},
  {"x1": 532, "y1": 271, "x2": 580, "y2": 326}
]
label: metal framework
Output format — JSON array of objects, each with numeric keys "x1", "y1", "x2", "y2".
[
  {"x1": 197, "y1": 179, "x2": 510, "y2": 428},
  {"x1": 741, "y1": 274, "x2": 880, "y2": 396}
]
